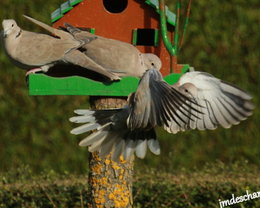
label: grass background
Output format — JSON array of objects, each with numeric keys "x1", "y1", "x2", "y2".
[
  {"x1": 0, "y1": 0, "x2": 259, "y2": 207},
  {"x1": 0, "y1": 162, "x2": 259, "y2": 208}
]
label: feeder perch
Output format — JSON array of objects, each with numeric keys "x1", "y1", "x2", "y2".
[
  {"x1": 29, "y1": 66, "x2": 189, "y2": 96},
  {"x1": 28, "y1": 0, "x2": 188, "y2": 96},
  {"x1": 27, "y1": 0, "x2": 190, "y2": 207}
]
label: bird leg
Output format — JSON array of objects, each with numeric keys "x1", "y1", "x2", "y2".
[
  {"x1": 25, "y1": 68, "x2": 43, "y2": 76},
  {"x1": 25, "y1": 64, "x2": 53, "y2": 76}
]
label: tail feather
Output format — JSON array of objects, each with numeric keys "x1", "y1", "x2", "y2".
[
  {"x1": 70, "y1": 109, "x2": 160, "y2": 160},
  {"x1": 64, "y1": 22, "x2": 81, "y2": 35},
  {"x1": 74, "y1": 109, "x2": 94, "y2": 115},
  {"x1": 70, "y1": 122, "x2": 101, "y2": 135},
  {"x1": 112, "y1": 139, "x2": 125, "y2": 161},
  {"x1": 70, "y1": 115, "x2": 96, "y2": 123},
  {"x1": 88, "y1": 132, "x2": 108, "y2": 152},
  {"x1": 123, "y1": 140, "x2": 136, "y2": 161},
  {"x1": 99, "y1": 134, "x2": 118, "y2": 157},
  {"x1": 148, "y1": 139, "x2": 160, "y2": 155},
  {"x1": 78, "y1": 123, "x2": 111, "y2": 146},
  {"x1": 135, "y1": 140, "x2": 147, "y2": 159}
]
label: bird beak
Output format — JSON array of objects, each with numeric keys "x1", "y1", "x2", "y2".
[
  {"x1": 0, "y1": 30, "x2": 6, "y2": 38},
  {"x1": 1, "y1": 30, "x2": 8, "y2": 38}
]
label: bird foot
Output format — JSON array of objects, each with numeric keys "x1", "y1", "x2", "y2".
[{"x1": 26, "y1": 68, "x2": 43, "y2": 76}]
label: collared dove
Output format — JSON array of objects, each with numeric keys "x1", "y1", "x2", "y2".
[
  {"x1": 70, "y1": 68, "x2": 253, "y2": 161},
  {"x1": 1, "y1": 15, "x2": 120, "y2": 80},
  {"x1": 63, "y1": 23, "x2": 162, "y2": 78}
]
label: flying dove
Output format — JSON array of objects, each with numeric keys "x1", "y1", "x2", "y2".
[
  {"x1": 1, "y1": 15, "x2": 120, "y2": 80},
  {"x1": 70, "y1": 68, "x2": 253, "y2": 161},
  {"x1": 63, "y1": 23, "x2": 162, "y2": 78}
]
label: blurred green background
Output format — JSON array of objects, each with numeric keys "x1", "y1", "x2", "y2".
[{"x1": 0, "y1": 0, "x2": 259, "y2": 175}]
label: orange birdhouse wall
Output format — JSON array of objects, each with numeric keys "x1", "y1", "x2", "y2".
[{"x1": 53, "y1": 0, "x2": 176, "y2": 76}]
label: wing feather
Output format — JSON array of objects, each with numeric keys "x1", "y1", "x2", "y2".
[
  {"x1": 127, "y1": 69, "x2": 201, "y2": 131},
  {"x1": 173, "y1": 71, "x2": 253, "y2": 131}
]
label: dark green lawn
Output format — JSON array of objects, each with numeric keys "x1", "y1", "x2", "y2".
[{"x1": 0, "y1": 162, "x2": 259, "y2": 208}]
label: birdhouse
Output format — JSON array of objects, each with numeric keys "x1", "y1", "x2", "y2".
[{"x1": 29, "y1": 0, "x2": 190, "y2": 96}]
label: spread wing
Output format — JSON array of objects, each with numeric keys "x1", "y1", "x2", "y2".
[
  {"x1": 171, "y1": 71, "x2": 254, "y2": 131},
  {"x1": 127, "y1": 69, "x2": 202, "y2": 131}
]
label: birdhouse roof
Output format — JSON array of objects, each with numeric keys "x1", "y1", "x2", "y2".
[{"x1": 51, "y1": 0, "x2": 176, "y2": 26}]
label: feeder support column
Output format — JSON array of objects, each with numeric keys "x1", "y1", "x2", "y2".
[{"x1": 88, "y1": 96, "x2": 134, "y2": 208}]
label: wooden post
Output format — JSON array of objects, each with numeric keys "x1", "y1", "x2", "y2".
[{"x1": 88, "y1": 96, "x2": 134, "y2": 208}]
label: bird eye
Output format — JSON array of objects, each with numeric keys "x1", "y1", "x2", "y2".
[
  {"x1": 151, "y1": 63, "x2": 155, "y2": 66},
  {"x1": 11, "y1": 24, "x2": 14, "y2": 27}
]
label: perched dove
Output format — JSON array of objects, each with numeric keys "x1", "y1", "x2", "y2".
[
  {"x1": 63, "y1": 23, "x2": 162, "y2": 78},
  {"x1": 70, "y1": 68, "x2": 253, "y2": 161},
  {"x1": 1, "y1": 15, "x2": 120, "y2": 80}
]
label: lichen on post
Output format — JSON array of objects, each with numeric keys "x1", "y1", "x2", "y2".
[{"x1": 88, "y1": 96, "x2": 134, "y2": 208}]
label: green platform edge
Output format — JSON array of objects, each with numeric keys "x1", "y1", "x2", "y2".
[{"x1": 29, "y1": 65, "x2": 189, "y2": 96}]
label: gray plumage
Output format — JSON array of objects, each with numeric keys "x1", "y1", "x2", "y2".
[
  {"x1": 70, "y1": 69, "x2": 253, "y2": 161},
  {"x1": 70, "y1": 108, "x2": 159, "y2": 161},
  {"x1": 64, "y1": 23, "x2": 162, "y2": 78},
  {"x1": 1, "y1": 15, "x2": 119, "y2": 80},
  {"x1": 168, "y1": 71, "x2": 254, "y2": 132}
]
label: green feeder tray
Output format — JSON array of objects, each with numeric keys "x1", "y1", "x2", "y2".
[{"x1": 28, "y1": 65, "x2": 189, "y2": 96}]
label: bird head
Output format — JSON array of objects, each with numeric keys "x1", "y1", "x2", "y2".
[
  {"x1": 178, "y1": 83, "x2": 198, "y2": 97},
  {"x1": 2, "y1": 19, "x2": 20, "y2": 38},
  {"x1": 142, "y1": 53, "x2": 162, "y2": 71}
]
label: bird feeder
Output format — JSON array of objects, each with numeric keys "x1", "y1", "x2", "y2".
[
  {"x1": 27, "y1": 0, "x2": 191, "y2": 207},
  {"x1": 28, "y1": 0, "x2": 190, "y2": 96}
]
